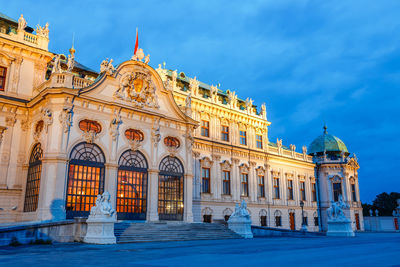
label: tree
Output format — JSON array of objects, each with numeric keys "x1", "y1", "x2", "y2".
[{"x1": 363, "y1": 192, "x2": 400, "y2": 216}]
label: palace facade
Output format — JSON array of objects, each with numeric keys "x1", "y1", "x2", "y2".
[{"x1": 0, "y1": 13, "x2": 363, "y2": 232}]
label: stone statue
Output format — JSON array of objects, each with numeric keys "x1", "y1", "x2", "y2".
[
  {"x1": 109, "y1": 114, "x2": 122, "y2": 141},
  {"x1": 132, "y1": 48, "x2": 145, "y2": 61},
  {"x1": 89, "y1": 191, "x2": 115, "y2": 217},
  {"x1": 327, "y1": 195, "x2": 349, "y2": 222},
  {"x1": 369, "y1": 209, "x2": 373, "y2": 216},
  {"x1": 185, "y1": 92, "x2": 192, "y2": 109},
  {"x1": 18, "y1": 14, "x2": 27, "y2": 31},
  {"x1": 245, "y1": 98, "x2": 253, "y2": 112},
  {"x1": 67, "y1": 54, "x2": 75, "y2": 72},
  {"x1": 260, "y1": 103, "x2": 267, "y2": 119},
  {"x1": 36, "y1": 22, "x2": 49, "y2": 38},
  {"x1": 210, "y1": 85, "x2": 218, "y2": 103},
  {"x1": 84, "y1": 191, "x2": 117, "y2": 244},
  {"x1": 228, "y1": 200, "x2": 252, "y2": 238},
  {"x1": 52, "y1": 54, "x2": 62, "y2": 73},
  {"x1": 189, "y1": 76, "x2": 200, "y2": 96},
  {"x1": 59, "y1": 107, "x2": 72, "y2": 133},
  {"x1": 276, "y1": 138, "x2": 282, "y2": 149},
  {"x1": 302, "y1": 146, "x2": 307, "y2": 154},
  {"x1": 100, "y1": 58, "x2": 115, "y2": 75},
  {"x1": 290, "y1": 144, "x2": 296, "y2": 152},
  {"x1": 375, "y1": 209, "x2": 379, "y2": 217},
  {"x1": 227, "y1": 90, "x2": 237, "y2": 108},
  {"x1": 144, "y1": 54, "x2": 150, "y2": 64}
]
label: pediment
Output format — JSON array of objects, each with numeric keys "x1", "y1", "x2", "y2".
[{"x1": 79, "y1": 60, "x2": 195, "y2": 124}]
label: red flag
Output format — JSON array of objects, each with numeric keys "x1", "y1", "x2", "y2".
[{"x1": 134, "y1": 28, "x2": 138, "y2": 55}]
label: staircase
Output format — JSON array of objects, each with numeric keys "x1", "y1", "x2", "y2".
[{"x1": 114, "y1": 222, "x2": 242, "y2": 243}]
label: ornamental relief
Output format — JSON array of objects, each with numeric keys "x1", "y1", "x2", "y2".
[
  {"x1": 200, "y1": 157, "x2": 213, "y2": 168},
  {"x1": 220, "y1": 160, "x2": 231, "y2": 171},
  {"x1": 256, "y1": 167, "x2": 265, "y2": 176},
  {"x1": 239, "y1": 163, "x2": 249, "y2": 174},
  {"x1": 114, "y1": 71, "x2": 159, "y2": 109}
]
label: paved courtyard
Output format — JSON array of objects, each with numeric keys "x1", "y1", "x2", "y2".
[{"x1": 0, "y1": 233, "x2": 399, "y2": 266}]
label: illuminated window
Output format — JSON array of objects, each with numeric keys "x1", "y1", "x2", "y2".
[
  {"x1": 258, "y1": 175, "x2": 265, "y2": 198},
  {"x1": 239, "y1": 130, "x2": 247, "y2": 145},
  {"x1": 116, "y1": 150, "x2": 148, "y2": 220},
  {"x1": 240, "y1": 173, "x2": 249, "y2": 197},
  {"x1": 0, "y1": 66, "x2": 6, "y2": 91},
  {"x1": 66, "y1": 142, "x2": 105, "y2": 219},
  {"x1": 164, "y1": 136, "x2": 180, "y2": 148},
  {"x1": 256, "y1": 134, "x2": 263, "y2": 149},
  {"x1": 79, "y1": 119, "x2": 101, "y2": 133},
  {"x1": 312, "y1": 182, "x2": 317, "y2": 202},
  {"x1": 201, "y1": 120, "x2": 209, "y2": 137},
  {"x1": 125, "y1": 129, "x2": 144, "y2": 141},
  {"x1": 288, "y1": 180, "x2": 294, "y2": 200},
  {"x1": 222, "y1": 171, "x2": 231, "y2": 195},
  {"x1": 221, "y1": 125, "x2": 229, "y2": 141},
  {"x1": 273, "y1": 177, "x2": 280, "y2": 199},
  {"x1": 158, "y1": 156, "x2": 184, "y2": 221},
  {"x1": 23, "y1": 143, "x2": 43, "y2": 212},
  {"x1": 201, "y1": 168, "x2": 210, "y2": 193},
  {"x1": 300, "y1": 181, "x2": 306, "y2": 201}
]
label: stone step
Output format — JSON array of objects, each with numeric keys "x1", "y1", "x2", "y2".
[{"x1": 114, "y1": 222, "x2": 242, "y2": 243}]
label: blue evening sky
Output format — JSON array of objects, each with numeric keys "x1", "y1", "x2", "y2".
[{"x1": 3, "y1": 0, "x2": 400, "y2": 202}]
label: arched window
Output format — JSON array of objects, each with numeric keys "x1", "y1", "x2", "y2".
[
  {"x1": 259, "y1": 209, "x2": 267, "y2": 226},
  {"x1": 66, "y1": 142, "x2": 105, "y2": 219},
  {"x1": 274, "y1": 210, "x2": 282, "y2": 227},
  {"x1": 23, "y1": 143, "x2": 43, "y2": 212},
  {"x1": 158, "y1": 156, "x2": 184, "y2": 220},
  {"x1": 117, "y1": 150, "x2": 148, "y2": 220}
]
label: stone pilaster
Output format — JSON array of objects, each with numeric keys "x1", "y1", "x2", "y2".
[{"x1": 147, "y1": 169, "x2": 159, "y2": 222}]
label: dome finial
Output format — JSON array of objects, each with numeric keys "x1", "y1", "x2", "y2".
[{"x1": 323, "y1": 124, "x2": 327, "y2": 134}]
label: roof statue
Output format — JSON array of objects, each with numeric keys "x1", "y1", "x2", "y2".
[
  {"x1": 132, "y1": 48, "x2": 145, "y2": 61},
  {"x1": 17, "y1": 14, "x2": 27, "y2": 31},
  {"x1": 52, "y1": 54, "x2": 62, "y2": 73},
  {"x1": 67, "y1": 54, "x2": 75, "y2": 72},
  {"x1": 100, "y1": 58, "x2": 115, "y2": 75},
  {"x1": 144, "y1": 54, "x2": 150, "y2": 64},
  {"x1": 36, "y1": 22, "x2": 49, "y2": 38}
]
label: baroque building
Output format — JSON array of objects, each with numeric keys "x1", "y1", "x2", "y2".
[{"x1": 0, "y1": 13, "x2": 363, "y2": 232}]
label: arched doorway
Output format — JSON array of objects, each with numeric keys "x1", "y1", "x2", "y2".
[
  {"x1": 23, "y1": 143, "x2": 43, "y2": 212},
  {"x1": 158, "y1": 156, "x2": 184, "y2": 221},
  {"x1": 116, "y1": 150, "x2": 148, "y2": 220},
  {"x1": 66, "y1": 142, "x2": 105, "y2": 219}
]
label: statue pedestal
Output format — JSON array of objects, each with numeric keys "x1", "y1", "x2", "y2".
[
  {"x1": 228, "y1": 215, "x2": 253, "y2": 238},
  {"x1": 83, "y1": 215, "x2": 117, "y2": 244},
  {"x1": 326, "y1": 219, "x2": 355, "y2": 237}
]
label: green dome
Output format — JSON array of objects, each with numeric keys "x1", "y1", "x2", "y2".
[{"x1": 308, "y1": 126, "x2": 348, "y2": 155}]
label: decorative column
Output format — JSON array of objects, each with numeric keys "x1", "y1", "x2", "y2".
[
  {"x1": 105, "y1": 163, "x2": 118, "y2": 210},
  {"x1": 212, "y1": 155, "x2": 221, "y2": 199},
  {"x1": 147, "y1": 169, "x2": 159, "y2": 221},
  {"x1": 0, "y1": 115, "x2": 16, "y2": 188},
  {"x1": 192, "y1": 151, "x2": 201, "y2": 200},
  {"x1": 184, "y1": 173, "x2": 194, "y2": 222},
  {"x1": 249, "y1": 161, "x2": 257, "y2": 202}
]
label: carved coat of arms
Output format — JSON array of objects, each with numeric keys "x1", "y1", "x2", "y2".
[{"x1": 114, "y1": 71, "x2": 159, "y2": 108}]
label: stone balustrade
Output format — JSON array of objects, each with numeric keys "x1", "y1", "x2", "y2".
[{"x1": 0, "y1": 30, "x2": 49, "y2": 51}]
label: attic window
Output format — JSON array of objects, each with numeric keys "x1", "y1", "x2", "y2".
[{"x1": 79, "y1": 119, "x2": 102, "y2": 133}]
